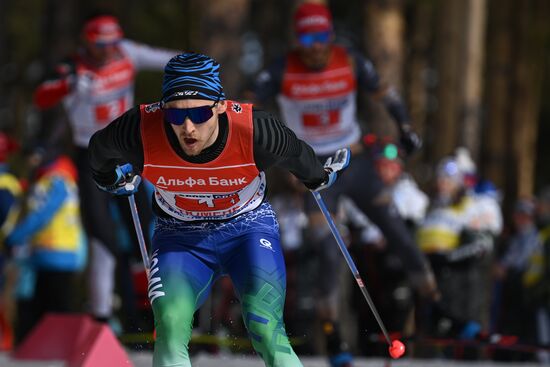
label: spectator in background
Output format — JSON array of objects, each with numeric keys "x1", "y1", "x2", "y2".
[
  {"x1": 0, "y1": 132, "x2": 22, "y2": 350},
  {"x1": 523, "y1": 187, "x2": 550, "y2": 363},
  {"x1": 345, "y1": 135, "x2": 429, "y2": 237},
  {"x1": 32, "y1": 13, "x2": 179, "y2": 326},
  {"x1": 492, "y1": 198, "x2": 539, "y2": 361},
  {"x1": 0, "y1": 132, "x2": 21, "y2": 244},
  {"x1": 5, "y1": 152, "x2": 86, "y2": 343},
  {"x1": 456, "y1": 148, "x2": 504, "y2": 345},
  {"x1": 251, "y1": 3, "x2": 435, "y2": 365},
  {"x1": 417, "y1": 155, "x2": 502, "y2": 349},
  {"x1": 455, "y1": 147, "x2": 503, "y2": 236},
  {"x1": 455, "y1": 147, "x2": 477, "y2": 190},
  {"x1": 338, "y1": 136, "x2": 429, "y2": 355}
]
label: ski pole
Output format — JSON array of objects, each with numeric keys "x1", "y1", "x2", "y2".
[
  {"x1": 311, "y1": 191, "x2": 405, "y2": 359},
  {"x1": 127, "y1": 193, "x2": 150, "y2": 276}
]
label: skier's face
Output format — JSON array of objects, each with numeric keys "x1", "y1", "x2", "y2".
[
  {"x1": 85, "y1": 41, "x2": 120, "y2": 64},
  {"x1": 436, "y1": 176, "x2": 462, "y2": 199},
  {"x1": 296, "y1": 31, "x2": 333, "y2": 70},
  {"x1": 164, "y1": 99, "x2": 227, "y2": 156},
  {"x1": 375, "y1": 158, "x2": 402, "y2": 185}
]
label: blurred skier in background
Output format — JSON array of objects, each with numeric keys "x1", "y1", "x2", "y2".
[{"x1": 33, "y1": 13, "x2": 179, "y2": 327}]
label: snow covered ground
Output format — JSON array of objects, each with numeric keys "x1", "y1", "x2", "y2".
[{"x1": 0, "y1": 352, "x2": 543, "y2": 367}]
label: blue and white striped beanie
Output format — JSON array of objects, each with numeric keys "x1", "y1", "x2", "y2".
[{"x1": 161, "y1": 53, "x2": 225, "y2": 103}]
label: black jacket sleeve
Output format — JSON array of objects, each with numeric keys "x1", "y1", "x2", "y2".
[
  {"x1": 252, "y1": 109, "x2": 327, "y2": 188},
  {"x1": 350, "y1": 48, "x2": 410, "y2": 126},
  {"x1": 88, "y1": 106, "x2": 144, "y2": 186}
]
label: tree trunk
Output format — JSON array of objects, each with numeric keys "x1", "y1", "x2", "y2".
[
  {"x1": 431, "y1": 0, "x2": 463, "y2": 162},
  {"x1": 0, "y1": 0, "x2": 7, "y2": 68},
  {"x1": 405, "y1": 0, "x2": 434, "y2": 147},
  {"x1": 196, "y1": 0, "x2": 251, "y2": 99},
  {"x1": 363, "y1": 0, "x2": 406, "y2": 137},
  {"x1": 484, "y1": 0, "x2": 549, "y2": 206},
  {"x1": 404, "y1": 0, "x2": 435, "y2": 183},
  {"x1": 252, "y1": 0, "x2": 294, "y2": 64},
  {"x1": 0, "y1": 0, "x2": 8, "y2": 130},
  {"x1": 508, "y1": 0, "x2": 549, "y2": 198},
  {"x1": 458, "y1": 0, "x2": 487, "y2": 162},
  {"x1": 483, "y1": 0, "x2": 513, "y2": 193}
]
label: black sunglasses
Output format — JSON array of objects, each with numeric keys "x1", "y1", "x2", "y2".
[{"x1": 163, "y1": 100, "x2": 218, "y2": 125}]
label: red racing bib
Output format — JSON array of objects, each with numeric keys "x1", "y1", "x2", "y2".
[{"x1": 141, "y1": 101, "x2": 266, "y2": 221}]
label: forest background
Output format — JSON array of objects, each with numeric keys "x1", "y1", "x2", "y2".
[{"x1": 1, "y1": 0, "x2": 549, "y2": 215}]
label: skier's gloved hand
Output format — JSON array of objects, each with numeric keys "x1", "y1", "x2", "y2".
[
  {"x1": 399, "y1": 124, "x2": 422, "y2": 156},
  {"x1": 96, "y1": 163, "x2": 141, "y2": 196},
  {"x1": 311, "y1": 148, "x2": 351, "y2": 192},
  {"x1": 67, "y1": 72, "x2": 94, "y2": 96}
]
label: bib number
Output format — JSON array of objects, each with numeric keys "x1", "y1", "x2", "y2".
[
  {"x1": 302, "y1": 110, "x2": 340, "y2": 127},
  {"x1": 174, "y1": 192, "x2": 240, "y2": 212}
]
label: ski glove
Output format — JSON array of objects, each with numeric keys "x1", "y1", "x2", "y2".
[
  {"x1": 399, "y1": 125, "x2": 422, "y2": 156},
  {"x1": 311, "y1": 148, "x2": 351, "y2": 192},
  {"x1": 96, "y1": 163, "x2": 141, "y2": 196}
]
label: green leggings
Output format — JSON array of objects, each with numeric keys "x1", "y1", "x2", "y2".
[{"x1": 149, "y1": 219, "x2": 302, "y2": 367}]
